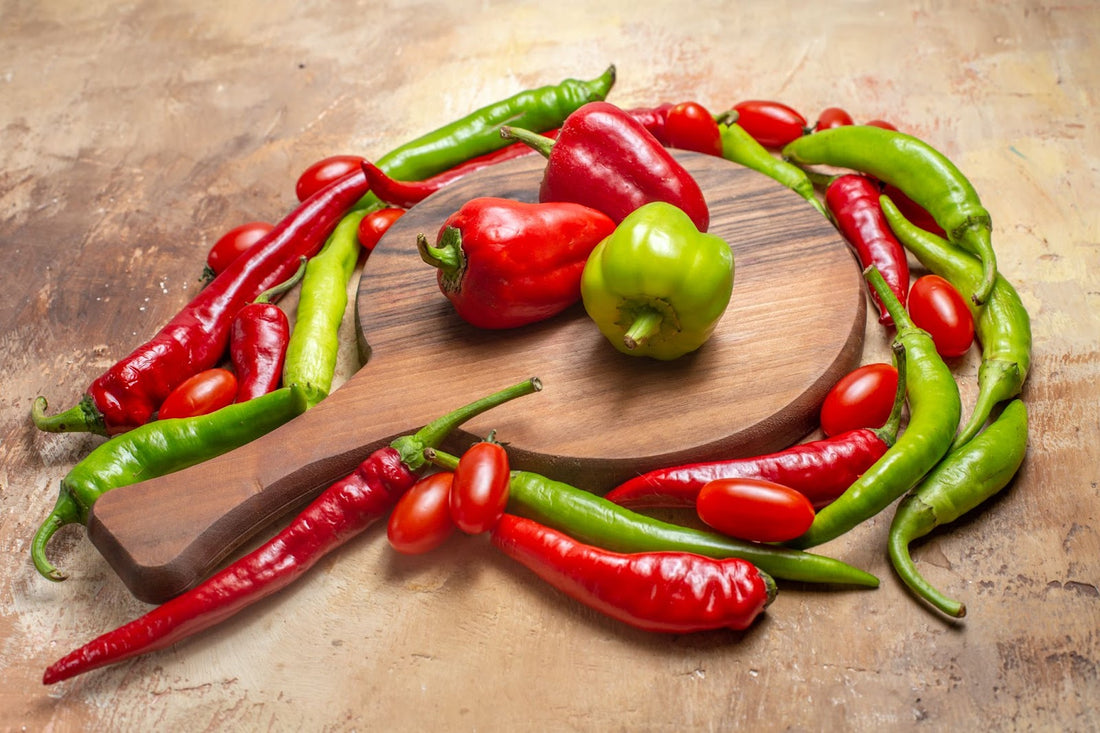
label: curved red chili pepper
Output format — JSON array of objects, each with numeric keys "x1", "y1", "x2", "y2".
[
  {"x1": 879, "y1": 181, "x2": 947, "y2": 237},
  {"x1": 230, "y1": 257, "x2": 306, "y2": 402},
  {"x1": 825, "y1": 174, "x2": 910, "y2": 326},
  {"x1": 491, "y1": 514, "x2": 773, "y2": 633},
  {"x1": 502, "y1": 102, "x2": 711, "y2": 232},
  {"x1": 625, "y1": 103, "x2": 675, "y2": 144},
  {"x1": 34, "y1": 170, "x2": 371, "y2": 435}
]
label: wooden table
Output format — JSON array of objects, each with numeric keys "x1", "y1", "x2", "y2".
[{"x1": 3, "y1": 1, "x2": 1097, "y2": 729}]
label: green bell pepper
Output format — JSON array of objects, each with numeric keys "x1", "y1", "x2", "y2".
[{"x1": 580, "y1": 201, "x2": 734, "y2": 360}]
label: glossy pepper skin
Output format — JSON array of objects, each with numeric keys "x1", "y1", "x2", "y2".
[
  {"x1": 492, "y1": 513, "x2": 774, "y2": 633},
  {"x1": 580, "y1": 201, "x2": 733, "y2": 360},
  {"x1": 32, "y1": 170, "x2": 371, "y2": 435},
  {"x1": 417, "y1": 197, "x2": 616, "y2": 330},
  {"x1": 825, "y1": 174, "x2": 910, "y2": 325},
  {"x1": 230, "y1": 258, "x2": 306, "y2": 403},
  {"x1": 41, "y1": 379, "x2": 541, "y2": 685},
  {"x1": 501, "y1": 101, "x2": 710, "y2": 232},
  {"x1": 31, "y1": 386, "x2": 309, "y2": 581}
]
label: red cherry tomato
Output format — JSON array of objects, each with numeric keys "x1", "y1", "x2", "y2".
[
  {"x1": 730, "y1": 100, "x2": 807, "y2": 148},
  {"x1": 864, "y1": 119, "x2": 898, "y2": 131},
  {"x1": 664, "y1": 101, "x2": 723, "y2": 156},
  {"x1": 357, "y1": 207, "x2": 405, "y2": 252},
  {"x1": 450, "y1": 441, "x2": 510, "y2": 534},
  {"x1": 387, "y1": 471, "x2": 456, "y2": 555},
  {"x1": 820, "y1": 362, "x2": 900, "y2": 437},
  {"x1": 696, "y1": 478, "x2": 815, "y2": 543},
  {"x1": 295, "y1": 155, "x2": 366, "y2": 202},
  {"x1": 158, "y1": 368, "x2": 237, "y2": 420},
  {"x1": 206, "y1": 221, "x2": 274, "y2": 277},
  {"x1": 907, "y1": 274, "x2": 976, "y2": 358},
  {"x1": 814, "y1": 107, "x2": 854, "y2": 131}
]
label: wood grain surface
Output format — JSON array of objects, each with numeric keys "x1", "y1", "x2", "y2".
[{"x1": 3, "y1": 1, "x2": 1098, "y2": 731}]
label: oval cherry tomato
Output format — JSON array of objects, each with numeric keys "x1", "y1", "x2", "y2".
[
  {"x1": 907, "y1": 274, "x2": 976, "y2": 358},
  {"x1": 820, "y1": 362, "x2": 900, "y2": 437},
  {"x1": 295, "y1": 155, "x2": 366, "y2": 202},
  {"x1": 696, "y1": 478, "x2": 815, "y2": 543},
  {"x1": 864, "y1": 119, "x2": 898, "y2": 131},
  {"x1": 814, "y1": 107, "x2": 854, "y2": 131},
  {"x1": 664, "y1": 101, "x2": 723, "y2": 156},
  {"x1": 357, "y1": 207, "x2": 405, "y2": 252},
  {"x1": 206, "y1": 221, "x2": 274, "y2": 278},
  {"x1": 158, "y1": 368, "x2": 237, "y2": 420},
  {"x1": 730, "y1": 100, "x2": 807, "y2": 148},
  {"x1": 450, "y1": 441, "x2": 510, "y2": 534},
  {"x1": 387, "y1": 471, "x2": 456, "y2": 555}
]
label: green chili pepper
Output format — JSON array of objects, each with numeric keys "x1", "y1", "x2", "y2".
[
  {"x1": 782, "y1": 125, "x2": 998, "y2": 304},
  {"x1": 282, "y1": 210, "x2": 364, "y2": 407},
  {"x1": 717, "y1": 116, "x2": 827, "y2": 217},
  {"x1": 880, "y1": 195, "x2": 1031, "y2": 449},
  {"x1": 31, "y1": 386, "x2": 308, "y2": 581},
  {"x1": 579, "y1": 201, "x2": 734, "y2": 360},
  {"x1": 352, "y1": 66, "x2": 616, "y2": 213},
  {"x1": 889, "y1": 399, "x2": 1028, "y2": 618},
  {"x1": 789, "y1": 266, "x2": 962, "y2": 549}
]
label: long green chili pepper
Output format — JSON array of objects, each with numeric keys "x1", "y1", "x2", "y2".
[
  {"x1": 789, "y1": 267, "x2": 962, "y2": 549},
  {"x1": 717, "y1": 115, "x2": 827, "y2": 217},
  {"x1": 889, "y1": 399, "x2": 1028, "y2": 618},
  {"x1": 282, "y1": 210, "x2": 364, "y2": 407},
  {"x1": 782, "y1": 125, "x2": 998, "y2": 304},
  {"x1": 424, "y1": 449, "x2": 877, "y2": 587},
  {"x1": 880, "y1": 195, "x2": 1031, "y2": 448},
  {"x1": 31, "y1": 386, "x2": 308, "y2": 581},
  {"x1": 351, "y1": 66, "x2": 616, "y2": 213}
]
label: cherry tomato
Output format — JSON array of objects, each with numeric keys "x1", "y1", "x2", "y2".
[
  {"x1": 730, "y1": 100, "x2": 807, "y2": 148},
  {"x1": 206, "y1": 221, "x2": 274, "y2": 277},
  {"x1": 820, "y1": 362, "x2": 900, "y2": 437},
  {"x1": 696, "y1": 478, "x2": 815, "y2": 543},
  {"x1": 907, "y1": 274, "x2": 976, "y2": 358},
  {"x1": 450, "y1": 441, "x2": 510, "y2": 534},
  {"x1": 814, "y1": 107, "x2": 854, "y2": 131},
  {"x1": 357, "y1": 207, "x2": 405, "y2": 252},
  {"x1": 387, "y1": 471, "x2": 456, "y2": 555},
  {"x1": 158, "y1": 368, "x2": 237, "y2": 420},
  {"x1": 295, "y1": 154, "x2": 366, "y2": 202},
  {"x1": 864, "y1": 119, "x2": 898, "y2": 131},
  {"x1": 664, "y1": 101, "x2": 723, "y2": 156}
]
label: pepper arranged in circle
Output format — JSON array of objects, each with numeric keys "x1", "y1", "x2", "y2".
[{"x1": 580, "y1": 201, "x2": 733, "y2": 360}]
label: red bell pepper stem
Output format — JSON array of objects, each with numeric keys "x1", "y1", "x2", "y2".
[
  {"x1": 605, "y1": 346, "x2": 907, "y2": 510},
  {"x1": 825, "y1": 174, "x2": 910, "y2": 326},
  {"x1": 491, "y1": 513, "x2": 774, "y2": 633},
  {"x1": 32, "y1": 170, "x2": 372, "y2": 436},
  {"x1": 42, "y1": 378, "x2": 541, "y2": 685}
]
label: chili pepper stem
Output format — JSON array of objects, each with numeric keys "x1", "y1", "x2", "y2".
[
  {"x1": 31, "y1": 395, "x2": 106, "y2": 436},
  {"x1": 875, "y1": 339, "x2": 908, "y2": 447},
  {"x1": 31, "y1": 491, "x2": 82, "y2": 581},
  {"x1": 864, "y1": 265, "x2": 913, "y2": 329},
  {"x1": 393, "y1": 377, "x2": 541, "y2": 471},
  {"x1": 498, "y1": 125, "x2": 555, "y2": 157},
  {"x1": 622, "y1": 308, "x2": 664, "y2": 350},
  {"x1": 254, "y1": 256, "x2": 307, "y2": 304},
  {"x1": 416, "y1": 230, "x2": 464, "y2": 276}
]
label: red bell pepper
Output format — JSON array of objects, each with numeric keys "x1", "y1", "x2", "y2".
[
  {"x1": 416, "y1": 197, "x2": 616, "y2": 329},
  {"x1": 500, "y1": 101, "x2": 710, "y2": 232}
]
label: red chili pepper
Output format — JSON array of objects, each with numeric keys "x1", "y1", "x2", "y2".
[
  {"x1": 416, "y1": 197, "x2": 616, "y2": 329},
  {"x1": 41, "y1": 378, "x2": 540, "y2": 685},
  {"x1": 357, "y1": 207, "x2": 405, "y2": 252},
  {"x1": 501, "y1": 101, "x2": 710, "y2": 232},
  {"x1": 605, "y1": 349, "x2": 908, "y2": 510},
  {"x1": 729, "y1": 100, "x2": 808, "y2": 148},
  {"x1": 33, "y1": 170, "x2": 371, "y2": 436},
  {"x1": 229, "y1": 258, "x2": 306, "y2": 402},
  {"x1": 880, "y1": 181, "x2": 947, "y2": 237},
  {"x1": 664, "y1": 101, "x2": 723, "y2": 156},
  {"x1": 825, "y1": 174, "x2": 910, "y2": 325},
  {"x1": 624, "y1": 103, "x2": 675, "y2": 144},
  {"x1": 361, "y1": 130, "x2": 560, "y2": 210},
  {"x1": 491, "y1": 514, "x2": 774, "y2": 633},
  {"x1": 450, "y1": 438, "x2": 510, "y2": 534}
]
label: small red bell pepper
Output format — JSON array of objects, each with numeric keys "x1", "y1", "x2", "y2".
[
  {"x1": 416, "y1": 197, "x2": 616, "y2": 329},
  {"x1": 500, "y1": 101, "x2": 710, "y2": 232}
]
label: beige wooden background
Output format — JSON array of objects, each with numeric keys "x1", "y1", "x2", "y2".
[{"x1": 1, "y1": 1, "x2": 1097, "y2": 730}]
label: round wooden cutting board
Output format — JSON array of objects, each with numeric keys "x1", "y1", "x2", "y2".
[{"x1": 89, "y1": 150, "x2": 866, "y2": 604}]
